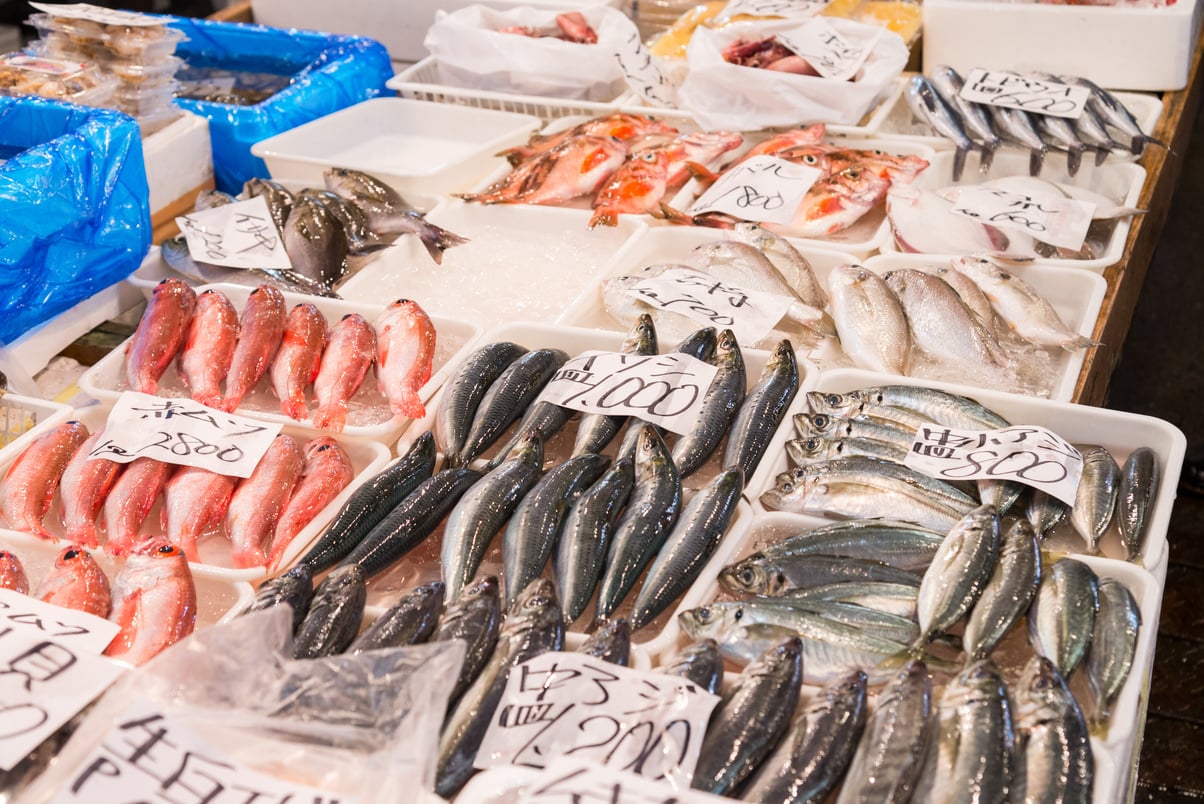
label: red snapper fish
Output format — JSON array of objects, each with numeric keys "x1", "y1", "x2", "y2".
[
  {"x1": 766, "y1": 166, "x2": 891, "y2": 239},
  {"x1": 161, "y1": 465, "x2": 237, "y2": 562},
  {"x1": 270, "y1": 302, "x2": 329, "y2": 421},
  {"x1": 312, "y1": 312, "x2": 377, "y2": 433},
  {"x1": 177, "y1": 289, "x2": 239, "y2": 409},
  {"x1": 36, "y1": 545, "x2": 112, "y2": 618},
  {"x1": 376, "y1": 300, "x2": 437, "y2": 419},
  {"x1": 222, "y1": 285, "x2": 287, "y2": 413},
  {"x1": 103, "y1": 457, "x2": 174, "y2": 557},
  {"x1": 225, "y1": 433, "x2": 305, "y2": 568},
  {"x1": 0, "y1": 420, "x2": 89, "y2": 539},
  {"x1": 462, "y1": 135, "x2": 629, "y2": 206},
  {"x1": 820, "y1": 147, "x2": 930, "y2": 184},
  {"x1": 59, "y1": 428, "x2": 123, "y2": 548},
  {"x1": 0, "y1": 549, "x2": 28, "y2": 594},
  {"x1": 104, "y1": 538, "x2": 197, "y2": 666},
  {"x1": 126, "y1": 278, "x2": 197, "y2": 394},
  {"x1": 269, "y1": 437, "x2": 354, "y2": 569},
  {"x1": 498, "y1": 113, "x2": 679, "y2": 166},
  {"x1": 737, "y1": 124, "x2": 827, "y2": 163}
]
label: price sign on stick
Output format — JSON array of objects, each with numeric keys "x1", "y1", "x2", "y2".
[
  {"x1": 775, "y1": 18, "x2": 881, "y2": 81},
  {"x1": 628, "y1": 268, "x2": 794, "y2": 343},
  {"x1": 689, "y1": 155, "x2": 822, "y2": 226},
  {"x1": 518, "y1": 757, "x2": 728, "y2": 803},
  {"x1": 614, "y1": 31, "x2": 677, "y2": 107},
  {"x1": 904, "y1": 424, "x2": 1084, "y2": 505},
  {"x1": 176, "y1": 195, "x2": 292, "y2": 271},
  {"x1": 949, "y1": 185, "x2": 1095, "y2": 252},
  {"x1": 89, "y1": 392, "x2": 283, "y2": 478},
  {"x1": 958, "y1": 69, "x2": 1091, "y2": 120}
]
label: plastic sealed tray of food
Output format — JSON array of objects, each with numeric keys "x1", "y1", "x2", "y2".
[
  {"x1": 0, "y1": 52, "x2": 116, "y2": 106},
  {"x1": 112, "y1": 80, "x2": 178, "y2": 117},
  {"x1": 26, "y1": 7, "x2": 186, "y2": 63},
  {"x1": 27, "y1": 39, "x2": 182, "y2": 87}
]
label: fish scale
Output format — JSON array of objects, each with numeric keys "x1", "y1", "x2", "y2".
[
  {"x1": 723, "y1": 339, "x2": 799, "y2": 480},
  {"x1": 435, "y1": 575, "x2": 503, "y2": 707},
  {"x1": 1015, "y1": 656, "x2": 1094, "y2": 804},
  {"x1": 555, "y1": 457, "x2": 634, "y2": 624},
  {"x1": 671, "y1": 329, "x2": 745, "y2": 478},
  {"x1": 659, "y1": 638, "x2": 723, "y2": 695},
  {"x1": 348, "y1": 579, "x2": 444, "y2": 653},
  {"x1": 435, "y1": 341, "x2": 529, "y2": 460},
  {"x1": 292, "y1": 564, "x2": 366, "y2": 659},
  {"x1": 1085, "y1": 577, "x2": 1141, "y2": 724}
]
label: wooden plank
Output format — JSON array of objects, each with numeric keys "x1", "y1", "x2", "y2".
[
  {"x1": 151, "y1": 179, "x2": 215, "y2": 245},
  {"x1": 208, "y1": 0, "x2": 253, "y2": 23}
]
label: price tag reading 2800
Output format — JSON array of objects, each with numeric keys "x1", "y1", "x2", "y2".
[
  {"x1": 689, "y1": 156, "x2": 822, "y2": 227},
  {"x1": 538, "y1": 351, "x2": 719, "y2": 436}
]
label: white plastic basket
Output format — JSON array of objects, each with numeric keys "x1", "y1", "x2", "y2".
[{"x1": 0, "y1": 392, "x2": 75, "y2": 467}]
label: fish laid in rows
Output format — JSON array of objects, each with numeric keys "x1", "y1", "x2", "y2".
[
  {"x1": 178, "y1": 289, "x2": 239, "y2": 409},
  {"x1": 0, "y1": 421, "x2": 90, "y2": 540},
  {"x1": 375, "y1": 299, "x2": 437, "y2": 419},
  {"x1": 127, "y1": 279, "x2": 197, "y2": 395},
  {"x1": 226, "y1": 433, "x2": 305, "y2": 569},
  {"x1": 223, "y1": 284, "x2": 286, "y2": 413},
  {"x1": 312, "y1": 312, "x2": 377, "y2": 432}
]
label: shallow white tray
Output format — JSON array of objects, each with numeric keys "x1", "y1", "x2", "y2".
[
  {"x1": 0, "y1": 393, "x2": 74, "y2": 468},
  {"x1": 80, "y1": 283, "x2": 482, "y2": 442}
]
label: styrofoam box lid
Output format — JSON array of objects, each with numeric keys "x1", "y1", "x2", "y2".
[
  {"x1": 79, "y1": 283, "x2": 483, "y2": 442},
  {"x1": 251, "y1": 97, "x2": 543, "y2": 198},
  {"x1": 0, "y1": 392, "x2": 75, "y2": 467}
]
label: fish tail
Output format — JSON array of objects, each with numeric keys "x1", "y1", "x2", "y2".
[
  {"x1": 589, "y1": 209, "x2": 618, "y2": 229},
  {"x1": 952, "y1": 146, "x2": 969, "y2": 182},
  {"x1": 684, "y1": 160, "x2": 721, "y2": 185},
  {"x1": 65, "y1": 523, "x2": 100, "y2": 549},
  {"x1": 192, "y1": 390, "x2": 224, "y2": 410},
  {"x1": 231, "y1": 544, "x2": 267, "y2": 569},
  {"x1": 1093, "y1": 145, "x2": 1111, "y2": 167},
  {"x1": 1133, "y1": 134, "x2": 1168, "y2": 155},
  {"x1": 1064, "y1": 334, "x2": 1102, "y2": 350},
  {"x1": 312, "y1": 403, "x2": 347, "y2": 434},
  {"x1": 390, "y1": 391, "x2": 426, "y2": 420},
  {"x1": 495, "y1": 146, "x2": 529, "y2": 166},
  {"x1": 281, "y1": 394, "x2": 308, "y2": 421},
  {"x1": 1066, "y1": 147, "x2": 1083, "y2": 178},
  {"x1": 655, "y1": 201, "x2": 694, "y2": 226},
  {"x1": 418, "y1": 222, "x2": 470, "y2": 265},
  {"x1": 1028, "y1": 147, "x2": 1046, "y2": 177},
  {"x1": 978, "y1": 142, "x2": 997, "y2": 174}
]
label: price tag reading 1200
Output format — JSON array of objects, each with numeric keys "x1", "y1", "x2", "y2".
[
  {"x1": 689, "y1": 155, "x2": 822, "y2": 227},
  {"x1": 538, "y1": 351, "x2": 719, "y2": 436},
  {"x1": 904, "y1": 424, "x2": 1084, "y2": 506},
  {"x1": 89, "y1": 392, "x2": 283, "y2": 478}
]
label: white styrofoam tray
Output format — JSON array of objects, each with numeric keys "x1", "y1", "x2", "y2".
[
  {"x1": 0, "y1": 393, "x2": 74, "y2": 468},
  {"x1": 143, "y1": 109, "x2": 213, "y2": 217},
  {"x1": 0, "y1": 404, "x2": 391, "y2": 582},
  {"x1": 80, "y1": 283, "x2": 482, "y2": 442},
  {"x1": 881, "y1": 150, "x2": 1146, "y2": 273},
  {"x1": 251, "y1": 97, "x2": 543, "y2": 198},
  {"x1": 750, "y1": 368, "x2": 1185, "y2": 579}
]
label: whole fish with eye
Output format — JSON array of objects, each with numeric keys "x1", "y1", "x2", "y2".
[
  {"x1": 104, "y1": 539, "x2": 197, "y2": 667},
  {"x1": 497, "y1": 112, "x2": 679, "y2": 166},
  {"x1": 324, "y1": 167, "x2": 469, "y2": 264},
  {"x1": 375, "y1": 299, "x2": 437, "y2": 420},
  {"x1": 904, "y1": 75, "x2": 973, "y2": 181},
  {"x1": 929, "y1": 65, "x2": 1003, "y2": 173},
  {"x1": 297, "y1": 188, "x2": 388, "y2": 256},
  {"x1": 223, "y1": 284, "x2": 287, "y2": 413},
  {"x1": 36, "y1": 545, "x2": 111, "y2": 618},
  {"x1": 126, "y1": 278, "x2": 196, "y2": 395},
  {"x1": 459, "y1": 135, "x2": 629, "y2": 206},
  {"x1": 283, "y1": 195, "x2": 349, "y2": 293},
  {"x1": 243, "y1": 177, "x2": 295, "y2": 234},
  {"x1": 292, "y1": 564, "x2": 366, "y2": 659},
  {"x1": 766, "y1": 167, "x2": 891, "y2": 240}
]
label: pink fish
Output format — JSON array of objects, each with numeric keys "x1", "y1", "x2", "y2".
[
  {"x1": 462, "y1": 135, "x2": 629, "y2": 206},
  {"x1": 226, "y1": 434, "x2": 304, "y2": 568},
  {"x1": 103, "y1": 458, "x2": 173, "y2": 557},
  {"x1": 376, "y1": 300, "x2": 437, "y2": 420},
  {"x1": 270, "y1": 303, "x2": 328, "y2": 420},
  {"x1": 766, "y1": 166, "x2": 890, "y2": 239},
  {"x1": 59, "y1": 428, "x2": 123, "y2": 548},
  {"x1": 126, "y1": 278, "x2": 197, "y2": 394},
  {"x1": 555, "y1": 11, "x2": 597, "y2": 43},
  {"x1": 161, "y1": 466, "x2": 237, "y2": 563},
  {"x1": 222, "y1": 285, "x2": 286, "y2": 413},
  {"x1": 177, "y1": 290, "x2": 239, "y2": 409},
  {"x1": 498, "y1": 113, "x2": 678, "y2": 167},
  {"x1": 36, "y1": 545, "x2": 111, "y2": 618},
  {"x1": 268, "y1": 437, "x2": 354, "y2": 569},
  {"x1": 105, "y1": 538, "x2": 197, "y2": 666},
  {"x1": 0, "y1": 550, "x2": 28, "y2": 594},
  {"x1": 0, "y1": 420, "x2": 89, "y2": 539},
  {"x1": 738, "y1": 125, "x2": 827, "y2": 162},
  {"x1": 312, "y1": 313, "x2": 377, "y2": 433}
]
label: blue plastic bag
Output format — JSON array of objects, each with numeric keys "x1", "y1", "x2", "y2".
[
  {"x1": 167, "y1": 16, "x2": 394, "y2": 194},
  {"x1": 0, "y1": 96, "x2": 150, "y2": 345}
]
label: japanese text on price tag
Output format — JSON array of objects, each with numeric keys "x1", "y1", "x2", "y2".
[
  {"x1": 475, "y1": 652, "x2": 720, "y2": 786},
  {"x1": 518, "y1": 757, "x2": 727, "y2": 803},
  {"x1": 628, "y1": 268, "x2": 794, "y2": 343},
  {"x1": 614, "y1": 30, "x2": 677, "y2": 107},
  {"x1": 50, "y1": 702, "x2": 357, "y2": 804},
  {"x1": 689, "y1": 155, "x2": 821, "y2": 226},
  {"x1": 717, "y1": 0, "x2": 831, "y2": 22},
  {"x1": 775, "y1": 18, "x2": 880, "y2": 81},
  {"x1": 958, "y1": 69, "x2": 1091, "y2": 120},
  {"x1": 0, "y1": 589, "x2": 120, "y2": 654},
  {"x1": 30, "y1": 2, "x2": 160, "y2": 26},
  {"x1": 538, "y1": 352, "x2": 718, "y2": 436},
  {"x1": 904, "y1": 424, "x2": 1084, "y2": 505},
  {"x1": 949, "y1": 185, "x2": 1095, "y2": 252},
  {"x1": 88, "y1": 392, "x2": 283, "y2": 478},
  {"x1": 176, "y1": 195, "x2": 292, "y2": 271}
]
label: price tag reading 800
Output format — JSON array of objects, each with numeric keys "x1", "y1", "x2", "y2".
[
  {"x1": 948, "y1": 186, "x2": 1095, "y2": 252},
  {"x1": 689, "y1": 155, "x2": 822, "y2": 227},
  {"x1": 903, "y1": 424, "x2": 1084, "y2": 506}
]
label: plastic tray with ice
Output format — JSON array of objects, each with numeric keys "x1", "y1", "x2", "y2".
[
  {"x1": 881, "y1": 149, "x2": 1146, "y2": 274},
  {"x1": 80, "y1": 283, "x2": 482, "y2": 442},
  {"x1": 749, "y1": 367, "x2": 1185, "y2": 580},
  {"x1": 0, "y1": 392, "x2": 74, "y2": 467},
  {"x1": 861, "y1": 253, "x2": 1107, "y2": 403}
]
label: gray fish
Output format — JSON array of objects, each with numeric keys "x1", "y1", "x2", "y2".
[
  {"x1": 720, "y1": 552, "x2": 921, "y2": 597},
  {"x1": 435, "y1": 578, "x2": 564, "y2": 798},
  {"x1": 671, "y1": 329, "x2": 746, "y2": 478},
  {"x1": 784, "y1": 581, "x2": 919, "y2": 619},
  {"x1": 1085, "y1": 577, "x2": 1141, "y2": 724},
  {"x1": 691, "y1": 637, "x2": 803, "y2": 796},
  {"x1": 1028, "y1": 558, "x2": 1100, "y2": 677},
  {"x1": 434, "y1": 341, "x2": 529, "y2": 461},
  {"x1": 741, "y1": 670, "x2": 868, "y2": 804},
  {"x1": 577, "y1": 618, "x2": 631, "y2": 666},
  {"x1": 905, "y1": 75, "x2": 973, "y2": 181},
  {"x1": 915, "y1": 505, "x2": 1000, "y2": 646},
  {"x1": 283, "y1": 195, "x2": 348, "y2": 290},
  {"x1": 963, "y1": 518, "x2": 1041, "y2": 661},
  {"x1": 1117, "y1": 446, "x2": 1159, "y2": 561},
  {"x1": 597, "y1": 425, "x2": 683, "y2": 620},
  {"x1": 724, "y1": 339, "x2": 799, "y2": 481},
  {"x1": 555, "y1": 457, "x2": 635, "y2": 624},
  {"x1": 452, "y1": 348, "x2": 569, "y2": 468},
  {"x1": 486, "y1": 399, "x2": 573, "y2": 470},
  {"x1": 1058, "y1": 75, "x2": 1165, "y2": 154},
  {"x1": 244, "y1": 564, "x2": 313, "y2": 634},
  {"x1": 503, "y1": 453, "x2": 611, "y2": 606},
  {"x1": 787, "y1": 435, "x2": 909, "y2": 467},
  {"x1": 160, "y1": 235, "x2": 342, "y2": 298},
  {"x1": 808, "y1": 386, "x2": 1010, "y2": 430},
  {"x1": 1072, "y1": 101, "x2": 1127, "y2": 165},
  {"x1": 929, "y1": 65, "x2": 1002, "y2": 173},
  {"x1": 673, "y1": 326, "x2": 719, "y2": 361},
  {"x1": 835, "y1": 660, "x2": 932, "y2": 804},
  {"x1": 660, "y1": 638, "x2": 724, "y2": 695},
  {"x1": 443, "y1": 430, "x2": 544, "y2": 603},
  {"x1": 630, "y1": 466, "x2": 743, "y2": 630},
  {"x1": 761, "y1": 519, "x2": 944, "y2": 572},
  {"x1": 793, "y1": 413, "x2": 916, "y2": 450},
  {"x1": 243, "y1": 177, "x2": 295, "y2": 233},
  {"x1": 571, "y1": 314, "x2": 658, "y2": 458},
  {"x1": 292, "y1": 565, "x2": 367, "y2": 659},
  {"x1": 1014, "y1": 656, "x2": 1093, "y2": 804},
  {"x1": 774, "y1": 598, "x2": 920, "y2": 646},
  {"x1": 988, "y1": 104, "x2": 1048, "y2": 176},
  {"x1": 194, "y1": 188, "x2": 236, "y2": 210},
  {"x1": 434, "y1": 575, "x2": 502, "y2": 706},
  {"x1": 300, "y1": 189, "x2": 388, "y2": 255},
  {"x1": 1035, "y1": 113, "x2": 1087, "y2": 177},
  {"x1": 976, "y1": 478, "x2": 1025, "y2": 516},
  {"x1": 1027, "y1": 489, "x2": 1070, "y2": 540},
  {"x1": 1070, "y1": 446, "x2": 1120, "y2": 553},
  {"x1": 348, "y1": 579, "x2": 444, "y2": 653},
  {"x1": 731, "y1": 222, "x2": 828, "y2": 309}
]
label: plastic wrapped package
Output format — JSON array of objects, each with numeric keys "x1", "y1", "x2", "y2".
[
  {"x1": 166, "y1": 15, "x2": 394, "y2": 194},
  {"x1": 0, "y1": 52, "x2": 117, "y2": 105},
  {"x1": 0, "y1": 95, "x2": 150, "y2": 345}
]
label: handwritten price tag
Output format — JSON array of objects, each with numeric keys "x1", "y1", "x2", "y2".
[
  {"x1": 517, "y1": 757, "x2": 727, "y2": 803},
  {"x1": 51, "y1": 701, "x2": 357, "y2": 803},
  {"x1": 718, "y1": 0, "x2": 831, "y2": 21},
  {"x1": 538, "y1": 352, "x2": 718, "y2": 436},
  {"x1": 0, "y1": 590, "x2": 125, "y2": 772},
  {"x1": 904, "y1": 424, "x2": 1084, "y2": 505},
  {"x1": 628, "y1": 268, "x2": 794, "y2": 343},
  {"x1": 775, "y1": 18, "x2": 880, "y2": 81},
  {"x1": 959, "y1": 69, "x2": 1091, "y2": 120},
  {"x1": 614, "y1": 30, "x2": 677, "y2": 107},
  {"x1": 30, "y1": 3, "x2": 161, "y2": 26},
  {"x1": 949, "y1": 185, "x2": 1095, "y2": 251},
  {"x1": 475, "y1": 652, "x2": 720, "y2": 786},
  {"x1": 89, "y1": 392, "x2": 283, "y2": 479},
  {"x1": 689, "y1": 155, "x2": 821, "y2": 226},
  {"x1": 176, "y1": 195, "x2": 292, "y2": 271}
]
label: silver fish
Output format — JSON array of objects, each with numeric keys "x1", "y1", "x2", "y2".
[
  {"x1": 827, "y1": 265, "x2": 911, "y2": 376},
  {"x1": 1071, "y1": 101, "x2": 1127, "y2": 165},
  {"x1": 1070, "y1": 446, "x2": 1121, "y2": 553},
  {"x1": 486, "y1": 397, "x2": 574, "y2": 471},
  {"x1": 720, "y1": 552, "x2": 921, "y2": 597},
  {"x1": 963, "y1": 518, "x2": 1041, "y2": 660},
  {"x1": 730, "y1": 222, "x2": 828, "y2": 310},
  {"x1": 793, "y1": 413, "x2": 916, "y2": 450},
  {"x1": 1028, "y1": 558, "x2": 1100, "y2": 677},
  {"x1": 571, "y1": 314, "x2": 657, "y2": 457},
  {"x1": 784, "y1": 599, "x2": 920, "y2": 645},
  {"x1": 761, "y1": 519, "x2": 944, "y2": 572},
  {"x1": 929, "y1": 65, "x2": 1002, "y2": 173},
  {"x1": 1117, "y1": 446, "x2": 1159, "y2": 561},
  {"x1": 434, "y1": 341, "x2": 529, "y2": 461},
  {"x1": 660, "y1": 638, "x2": 723, "y2": 695},
  {"x1": 283, "y1": 195, "x2": 348, "y2": 290},
  {"x1": 928, "y1": 264, "x2": 997, "y2": 332},
  {"x1": 1027, "y1": 489, "x2": 1070, "y2": 539},
  {"x1": 577, "y1": 618, "x2": 631, "y2": 666},
  {"x1": 988, "y1": 104, "x2": 1048, "y2": 176},
  {"x1": 1035, "y1": 113, "x2": 1087, "y2": 177},
  {"x1": 915, "y1": 505, "x2": 1000, "y2": 645},
  {"x1": 785, "y1": 581, "x2": 919, "y2": 619},
  {"x1": 785, "y1": 455, "x2": 980, "y2": 511},
  {"x1": 1058, "y1": 75, "x2": 1165, "y2": 154},
  {"x1": 724, "y1": 339, "x2": 799, "y2": 480},
  {"x1": 1014, "y1": 656, "x2": 1093, "y2": 804},
  {"x1": 1085, "y1": 576, "x2": 1141, "y2": 724},
  {"x1": 975, "y1": 478, "x2": 1025, "y2": 516},
  {"x1": 787, "y1": 434, "x2": 909, "y2": 467},
  {"x1": 808, "y1": 385, "x2": 1010, "y2": 430},
  {"x1": 672, "y1": 329, "x2": 745, "y2": 477},
  {"x1": 905, "y1": 75, "x2": 973, "y2": 181}
]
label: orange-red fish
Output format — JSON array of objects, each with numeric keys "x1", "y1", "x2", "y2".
[
  {"x1": 126, "y1": 278, "x2": 197, "y2": 395},
  {"x1": 738, "y1": 125, "x2": 827, "y2": 162},
  {"x1": 161, "y1": 466, "x2": 237, "y2": 563},
  {"x1": 376, "y1": 300, "x2": 437, "y2": 419},
  {"x1": 0, "y1": 550, "x2": 28, "y2": 594},
  {"x1": 268, "y1": 437, "x2": 354, "y2": 569},
  {"x1": 766, "y1": 166, "x2": 891, "y2": 239},
  {"x1": 312, "y1": 312, "x2": 377, "y2": 433},
  {"x1": 59, "y1": 428, "x2": 123, "y2": 548},
  {"x1": 223, "y1": 285, "x2": 286, "y2": 413},
  {"x1": 226, "y1": 434, "x2": 305, "y2": 568},
  {"x1": 0, "y1": 420, "x2": 89, "y2": 539},
  {"x1": 37, "y1": 545, "x2": 111, "y2": 618},
  {"x1": 498, "y1": 113, "x2": 678, "y2": 166},
  {"x1": 103, "y1": 457, "x2": 173, "y2": 556},
  {"x1": 177, "y1": 289, "x2": 239, "y2": 409},
  {"x1": 463, "y1": 135, "x2": 628, "y2": 206},
  {"x1": 270, "y1": 303, "x2": 328, "y2": 421},
  {"x1": 104, "y1": 538, "x2": 197, "y2": 666},
  {"x1": 820, "y1": 148, "x2": 930, "y2": 184}
]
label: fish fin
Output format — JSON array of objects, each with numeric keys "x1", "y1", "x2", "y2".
[
  {"x1": 417, "y1": 222, "x2": 470, "y2": 265},
  {"x1": 280, "y1": 395, "x2": 308, "y2": 421},
  {"x1": 1092, "y1": 145, "x2": 1110, "y2": 167},
  {"x1": 1066, "y1": 147, "x2": 1083, "y2": 178},
  {"x1": 495, "y1": 146, "x2": 529, "y2": 166},
  {"x1": 1028, "y1": 147, "x2": 1046, "y2": 177},
  {"x1": 952, "y1": 146, "x2": 968, "y2": 182},
  {"x1": 103, "y1": 590, "x2": 143, "y2": 656},
  {"x1": 589, "y1": 209, "x2": 618, "y2": 229},
  {"x1": 1133, "y1": 134, "x2": 1168, "y2": 155},
  {"x1": 978, "y1": 142, "x2": 997, "y2": 174},
  {"x1": 1063, "y1": 334, "x2": 1102, "y2": 351},
  {"x1": 656, "y1": 201, "x2": 696, "y2": 226},
  {"x1": 684, "y1": 161, "x2": 721, "y2": 185},
  {"x1": 390, "y1": 392, "x2": 427, "y2": 420},
  {"x1": 312, "y1": 404, "x2": 347, "y2": 434}
]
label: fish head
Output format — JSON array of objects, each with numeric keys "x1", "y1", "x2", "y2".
[
  {"x1": 623, "y1": 313, "x2": 659, "y2": 356},
  {"x1": 787, "y1": 436, "x2": 832, "y2": 463},
  {"x1": 413, "y1": 579, "x2": 447, "y2": 604},
  {"x1": 319, "y1": 564, "x2": 366, "y2": 597},
  {"x1": 507, "y1": 428, "x2": 545, "y2": 465},
  {"x1": 758, "y1": 469, "x2": 811, "y2": 513},
  {"x1": 504, "y1": 577, "x2": 562, "y2": 634},
  {"x1": 715, "y1": 328, "x2": 741, "y2": 361},
  {"x1": 829, "y1": 669, "x2": 870, "y2": 702},
  {"x1": 459, "y1": 574, "x2": 500, "y2": 603},
  {"x1": 677, "y1": 601, "x2": 744, "y2": 639},
  {"x1": 304, "y1": 436, "x2": 341, "y2": 459},
  {"x1": 194, "y1": 189, "x2": 235, "y2": 211},
  {"x1": 596, "y1": 112, "x2": 678, "y2": 141},
  {"x1": 950, "y1": 254, "x2": 999, "y2": 281},
  {"x1": 950, "y1": 658, "x2": 1007, "y2": 704},
  {"x1": 323, "y1": 167, "x2": 392, "y2": 203},
  {"x1": 768, "y1": 339, "x2": 796, "y2": 371},
  {"x1": 746, "y1": 635, "x2": 804, "y2": 680},
  {"x1": 1015, "y1": 655, "x2": 1073, "y2": 728},
  {"x1": 807, "y1": 391, "x2": 860, "y2": 418},
  {"x1": 52, "y1": 544, "x2": 96, "y2": 570},
  {"x1": 776, "y1": 145, "x2": 833, "y2": 172},
  {"x1": 673, "y1": 327, "x2": 718, "y2": 361},
  {"x1": 824, "y1": 167, "x2": 890, "y2": 203},
  {"x1": 634, "y1": 424, "x2": 671, "y2": 467},
  {"x1": 717, "y1": 553, "x2": 787, "y2": 595}
]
